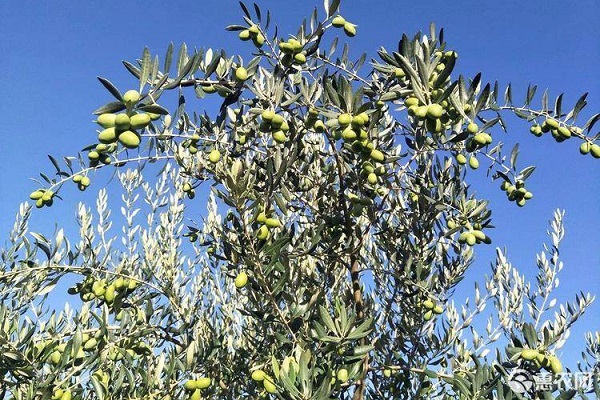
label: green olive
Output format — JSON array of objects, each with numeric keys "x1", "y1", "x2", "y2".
[
  {"x1": 123, "y1": 90, "x2": 141, "y2": 104},
  {"x1": 331, "y1": 15, "x2": 346, "y2": 28},
  {"x1": 235, "y1": 67, "x2": 248, "y2": 81},
  {"x1": 235, "y1": 271, "x2": 248, "y2": 288},
  {"x1": 343, "y1": 22, "x2": 357, "y2": 37},
  {"x1": 118, "y1": 130, "x2": 141, "y2": 149},
  {"x1": 208, "y1": 149, "x2": 221, "y2": 163}
]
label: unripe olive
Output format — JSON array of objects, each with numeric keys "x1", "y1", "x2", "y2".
[
  {"x1": 466, "y1": 233, "x2": 476, "y2": 246},
  {"x1": 579, "y1": 142, "x2": 591, "y2": 155},
  {"x1": 370, "y1": 149, "x2": 385, "y2": 163},
  {"x1": 590, "y1": 144, "x2": 600, "y2": 159},
  {"x1": 263, "y1": 377, "x2": 277, "y2": 393},
  {"x1": 129, "y1": 113, "x2": 151, "y2": 130},
  {"x1": 202, "y1": 84, "x2": 216, "y2": 94},
  {"x1": 314, "y1": 120, "x2": 325, "y2": 132},
  {"x1": 96, "y1": 113, "x2": 117, "y2": 128},
  {"x1": 98, "y1": 127, "x2": 117, "y2": 143},
  {"x1": 253, "y1": 33, "x2": 265, "y2": 47},
  {"x1": 184, "y1": 380, "x2": 197, "y2": 391},
  {"x1": 208, "y1": 149, "x2": 221, "y2": 163},
  {"x1": 114, "y1": 113, "x2": 131, "y2": 131},
  {"x1": 30, "y1": 190, "x2": 44, "y2": 200},
  {"x1": 343, "y1": 22, "x2": 356, "y2": 37},
  {"x1": 257, "y1": 225, "x2": 269, "y2": 240},
  {"x1": 235, "y1": 271, "x2": 248, "y2": 288},
  {"x1": 60, "y1": 390, "x2": 72, "y2": 400},
  {"x1": 468, "y1": 156, "x2": 479, "y2": 170},
  {"x1": 394, "y1": 68, "x2": 405, "y2": 79},
  {"x1": 383, "y1": 369, "x2": 392, "y2": 377},
  {"x1": 337, "y1": 368, "x2": 349, "y2": 383},
  {"x1": 294, "y1": 52, "x2": 307, "y2": 64},
  {"x1": 83, "y1": 338, "x2": 98, "y2": 351},
  {"x1": 195, "y1": 377, "x2": 211, "y2": 389},
  {"x1": 521, "y1": 349, "x2": 538, "y2": 361},
  {"x1": 423, "y1": 310, "x2": 433, "y2": 321},
  {"x1": 367, "y1": 172, "x2": 378, "y2": 185},
  {"x1": 467, "y1": 123, "x2": 479, "y2": 134},
  {"x1": 190, "y1": 389, "x2": 201, "y2": 400},
  {"x1": 331, "y1": 15, "x2": 346, "y2": 28},
  {"x1": 104, "y1": 285, "x2": 116, "y2": 304},
  {"x1": 456, "y1": 154, "x2": 467, "y2": 165},
  {"x1": 433, "y1": 305, "x2": 443, "y2": 314},
  {"x1": 235, "y1": 67, "x2": 248, "y2": 81},
  {"x1": 51, "y1": 388, "x2": 64, "y2": 400},
  {"x1": 251, "y1": 370, "x2": 266, "y2": 381},
  {"x1": 545, "y1": 118, "x2": 559, "y2": 129},
  {"x1": 261, "y1": 110, "x2": 275, "y2": 121},
  {"x1": 548, "y1": 356, "x2": 562, "y2": 374},
  {"x1": 341, "y1": 127, "x2": 357, "y2": 141},
  {"x1": 426, "y1": 104, "x2": 444, "y2": 119},
  {"x1": 123, "y1": 90, "x2": 141, "y2": 104},
  {"x1": 404, "y1": 97, "x2": 419, "y2": 108},
  {"x1": 473, "y1": 133, "x2": 488, "y2": 146},
  {"x1": 338, "y1": 113, "x2": 352, "y2": 126},
  {"x1": 557, "y1": 126, "x2": 571, "y2": 139},
  {"x1": 239, "y1": 29, "x2": 251, "y2": 41},
  {"x1": 273, "y1": 130, "x2": 287, "y2": 143},
  {"x1": 422, "y1": 299, "x2": 435, "y2": 310},
  {"x1": 50, "y1": 350, "x2": 62, "y2": 364},
  {"x1": 265, "y1": 218, "x2": 281, "y2": 228},
  {"x1": 415, "y1": 105, "x2": 428, "y2": 119},
  {"x1": 118, "y1": 130, "x2": 141, "y2": 149}
]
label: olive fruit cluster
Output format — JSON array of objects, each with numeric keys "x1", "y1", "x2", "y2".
[
  {"x1": 406, "y1": 97, "x2": 454, "y2": 136},
  {"x1": 47, "y1": 341, "x2": 86, "y2": 366},
  {"x1": 455, "y1": 153, "x2": 480, "y2": 170},
  {"x1": 531, "y1": 118, "x2": 573, "y2": 142},
  {"x1": 278, "y1": 37, "x2": 307, "y2": 66},
  {"x1": 260, "y1": 110, "x2": 291, "y2": 144},
  {"x1": 106, "y1": 340, "x2": 151, "y2": 361},
  {"x1": 181, "y1": 133, "x2": 202, "y2": 155},
  {"x1": 331, "y1": 15, "x2": 356, "y2": 37},
  {"x1": 429, "y1": 50, "x2": 457, "y2": 87},
  {"x1": 419, "y1": 298, "x2": 444, "y2": 321},
  {"x1": 51, "y1": 388, "x2": 72, "y2": 400},
  {"x1": 182, "y1": 182, "x2": 195, "y2": 199},
  {"x1": 67, "y1": 275, "x2": 139, "y2": 306},
  {"x1": 29, "y1": 189, "x2": 55, "y2": 208},
  {"x1": 500, "y1": 180, "x2": 533, "y2": 207},
  {"x1": 72, "y1": 174, "x2": 91, "y2": 191},
  {"x1": 94, "y1": 90, "x2": 157, "y2": 151},
  {"x1": 304, "y1": 107, "x2": 326, "y2": 132},
  {"x1": 579, "y1": 141, "x2": 600, "y2": 158},
  {"x1": 87, "y1": 142, "x2": 118, "y2": 166},
  {"x1": 457, "y1": 228, "x2": 491, "y2": 246},
  {"x1": 519, "y1": 348, "x2": 562, "y2": 374},
  {"x1": 255, "y1": 209, "x2": 282, "y2": 240},
  {"x1": 448, "y1": 219, "x2": 491, "y2": 246},
  {"x1": 463, "y1": 122, "x2": 493, "y2": 152},
  {"x1": 333, "y1": 112, "x2": 388, "y2": 169},
  {"x1": 238, "y1": 24, "x2": 265, "y2": 48},
  {"x1": 251, "y1": 369, "x2": 277, "y2": 394}
]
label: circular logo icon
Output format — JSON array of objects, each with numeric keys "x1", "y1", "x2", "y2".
[{"x1": 506, "y1": 368, "x2": 535, "y2": 394}]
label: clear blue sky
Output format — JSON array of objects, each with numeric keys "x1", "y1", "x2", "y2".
[{"x1": 1, "y1": 1, "x2": 598, "y2": 371}]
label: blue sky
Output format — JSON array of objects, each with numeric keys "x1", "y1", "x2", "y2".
[{"x1": 1, "y1": 1, "x2": 598, "y2": 372}]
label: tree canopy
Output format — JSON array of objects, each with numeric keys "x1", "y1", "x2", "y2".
[{"x1": 1, "y1": 1, "x2": 599, "y2": 399}]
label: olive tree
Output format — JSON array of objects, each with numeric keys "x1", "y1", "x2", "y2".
[{"x1": 1, "y1": 1, "x2": 599, "y2": 399}]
